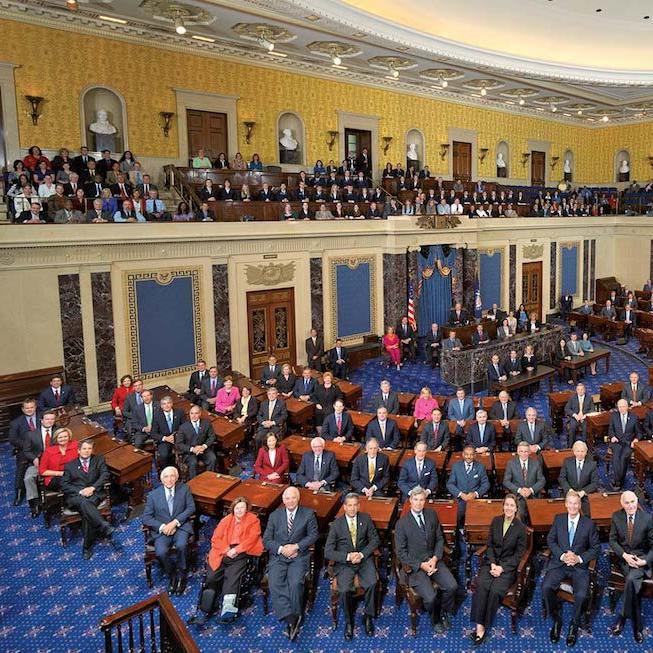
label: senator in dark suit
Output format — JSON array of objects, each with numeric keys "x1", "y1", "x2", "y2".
[
  {"x1": 487, "y1": 355, "x2": 507, "y2": 388},
  {"x1": 365, "y1": 408, "x2": 401, "y2": 449},
  {"x1": 558, "y1": 441, "x2": 598, "y2": 516},
  {"x1": 446, "y1": 446, "x2": 490, "y2": 525},
  {"x1": 397, "y1": 317, "x2": 417, "y2": 361},
  {"x1": 150, "y1": 396, "x2": 185, "y2": 467},
  {"x1": 175, "y1": 405, "x2": 216, "y2": 478},
  {"x1": 322, "y1": 402, "x2": 354, "y2": 442},
  {"x1": 129, "y1": 390, "x2": 158, "y2": 448},
  {"x1": 609, "y1": 400, "x2": 640, "y2": 488},
  {"x1": 260, "y1": 357, "x2": 282, "y2": 386},
  {"x1": 9, "y1": 398, "x2": 39, "y2": 505},
  {"x1": 351, "y1": 440, "x2": 389, "y2": 496},
  {"x1": 609, "y1": 492, "x2": 653, "y2": 641},
  {"x1": 292, "y1": 371, "x2": 317, "y2": 400},
  {"x1": 263, "y1": 487, "x2": 319, "y2": 639},
  {"x1": 425, "y1": 324, "x2": 442, "y2": 367},
  {"x1": 394, "y1": 487, "x2": 459, "y2": 631},
  {"x1": 515, "y1": 408, "x2": 552, "y2": 451},
  {"x1": 255, "y1": 388, "x2": 288, "y2": 447},
  {"x1": 186, "y1": 362, "x2": 208, "y2": 403},
  {"x1": 398, "y1": 442, "x2": 438, "y2": 501},
  {"x1": 371, "y1": 380, "x2": 400, "y2": 414},
  {"x1": 199, "y1": 369, "x2": 224, "y2": 411},
  {"x1": 564, "y1": 384, "x2": 593, "y2": 446},
  {"x1": 489, "y1": 393, "x2": 518, "y2": 436},
  {"x1": 61, "y1": 439, "x2": 113, "y2": 558},
  {"x1": 37, "y1": 376, "x2": 75, "y2": 410},
  {"x1": 328, "y1": 339, "x2": 349, "y2": 379},
  {"x1": 419, "y1": 411, "x2": 450, "y2": 451},
  {"x1": 503, "y1": 442, "x2": 546, "y2": 519},
  {"x1": 470, "y1": 495, "x2": 527, "y2": 644},
  {"x1": 449, "y1": 303, "x2": 469, "y2": 326},
  {"x1": 621, "y1": 372, "x2": 650, "y2": 406},
  {"x1": 294, "y1": 437, "x2": 339, "y2": 490},
  {"x1": 542, "y1": 491, "x2": 600, "y2": 645},
  {"x1": 325, "y1": 494, "x2": 380, "y2": 638},
  {"x1": 465, "y1": 411, "x2": 496, "y2": 452},
  {"x1": 305, "y1": 329, "x2": 324, "y2": 371}
]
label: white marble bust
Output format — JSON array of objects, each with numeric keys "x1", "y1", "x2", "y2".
[
  {"x1": 407, "y1": 143, "x2": 419, "y2": 160},
  {"x1": 89, "y1": 109, "x2": 117, "y2": 135},
  {"x1": 496, "y1": 152, "x2": 506, "y2": 168},
  {"x1": 619, "y1": 159, "x2": 630, "y2": 173},
  {"x1": 279, "y1": 128, "x2": 298, "y2": 150},
  {"x1": 563, "y1": 158, "x2": 572, "y2": 173}
]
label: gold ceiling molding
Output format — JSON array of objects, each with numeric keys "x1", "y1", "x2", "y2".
[
  {"x1": 245, "y1": 261, "x2": 296, "y2": 286},
  {"x1": 500, "y1": 88, "x2": 539, "y2": 98},
  {"x1": 420, "y1": 68, "x2": 465, "y2": 82},
  {"x1": 522, "y1": 243, "x2": 544, "y2": 260},
  {"x1": 141, "y1": 1, "x2": 214, "y2": 26},
  {"x1": 306, "y1": 40, "x2": 361, "y2": 59},
  {"x1": 368, "y1": 55, "x2": 417, "y2": 72},
  {"x1": 232, "y1": 22, "x2": 297, "y2": 45}
]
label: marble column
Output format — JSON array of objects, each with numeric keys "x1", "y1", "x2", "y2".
[
  {"x1": 382, "y1": 253, "x2": 407, "y2": 328},
  {"x1": 91, "y1": 272, "x2": 116, "y2": 402},
  {"x1": 549, "y1": 242, "x2": 557, "y2": 310},
  {"x1": 590, "y1": 239, "x2": 596, "y2": 301},
  {"x1": 462, "y1": 248, "x2": 478, "y2": 310},
  {"x1": 509, "y1": 244, "x2": 517, "y2": 310},
  {"x1": 58, "y1": 274, "x2": 87, "y2": 405},
  {"x1": 212, "y1": 264, "x2": 232, "y2": 372},
  {"x1": 310, "y1": 258, "x2": 324, "y2": 334},
  {"x1": 583, "y1": 239, "x2": 590, "y2": 300}
]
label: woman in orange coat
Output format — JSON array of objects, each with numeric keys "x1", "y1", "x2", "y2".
[{"x1": 189, "y1": 497, "x2": 264, "y2": 626}]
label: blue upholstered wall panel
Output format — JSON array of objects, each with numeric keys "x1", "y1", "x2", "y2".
[
  {"x1": 135, "y1": 276, "x2": 196, "y2": 374},
  {"x1": 561, "y1": 245, "x2": 578, "y2": 295},
  {"x1": 336, "y1": 262, "x2": 371, "y2": 338},
  {"x1": 479, "y1": 251, "x2": 502, "y2": 307}
]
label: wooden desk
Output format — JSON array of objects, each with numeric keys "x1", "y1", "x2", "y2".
[
  {"x1": 548, "y1": 391, "x2": 574, "y2": 433},
  {"x1": 347, "y1": 341, "x2": 382, "y2": 371},
  {"x1": 91, "y1": 433, "x2": 127, "y2": 457},
  {"x1": 209, "y1": 415, "x2": 245, "y2": 468},
  {"x1": 65, "y1": 414, "x2": 108, "y2": 441},
  {"x1": 298, "y1": 488, "x2": 342, "y2": 532},
  {"x1": 149, "y1": 385, "x2": 186, "y2": 403},
  {"x1": 399, "y1": 498, "x2": 458, "y2": 549},
  {"x1": 442, "y1": 319, "x2": 498, "y2": 347},
  {"x1": 399, "y1": 449, "x2": 449, "y2": 472},
  {"x1": 588, "y1": 315, "x2": 624, "y2": 340},
  {"x1": 187, "y1": 471, "x2": 241, "y2": 518},
  {"x1": 282, "y1": 435, "x2": 360, "y2": 475},
  {"x1": 540, "y1": 449, "x2": 573, "y2": 486},
  {"x1": 633, "y1": 441, "x2": 653, "y2": 489},
  {"x1": 335, "y1": 380, "x2": 362, "y2": 409},
  {"x1": 337, "y1": 496, "x2": 398, "y2": 535},
  {"x1": 463, "y1": 499, "x2": 506, "y2": 579},
  {"x1": 387, "y1": 413, "x2": 415, "y2": 447},
  {"x1": 599, "y1": 382, "x2": 622, "y2": 410},
  {"x1": 496, "y1": 365, "x2": 556, "y2": 394},
  {"x1": 220, "y1": 479, "x2": 286, "y2": 525},
  {"x1": 587, "y1": 493, "x2": 623, "y2": 539},
  {"x1": 397, "y1": 392, "x2": 416, "y2": 415},
  {"x1": 104, "y1": 445, "x2": 154, "y2": 513},
  {"x1": 446, "y1": 451, "x2": 493, "y2": 473},
  {"x1": 568, "y1": 312, "x2": 588, "y2": 330},
  {"x1": 232, "y1": 376, "x2": 267, "y2": 401},
  {"x1": 526, "y1": 498, "x2": 566, "y2": 535},
  {"x1": 349, "y1": 410, "x2": 375, "y2": 440},
  {"x1": 558, "y1": 349, "x2": 610, "y2": 384},
  {"x1": 285, "y1": 397, "x2": 315, "y2": 435},
  {"x1": 585, "y1": 411, "x2": 610, "y2": 447}
]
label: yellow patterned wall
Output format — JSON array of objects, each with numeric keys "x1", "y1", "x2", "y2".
[{"x1": 2, "y1": 18, "x2": 653, "y2": 183}]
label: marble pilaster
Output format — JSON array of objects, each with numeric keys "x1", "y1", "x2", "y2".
[{"x1": 58, "y1": 274, "x2": 87, "y2": 404}]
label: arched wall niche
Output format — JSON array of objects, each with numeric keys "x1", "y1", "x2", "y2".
[
  {"x1": 80, "y1": 86, "x2": 128, "y2": 154},
  {"x1": 277, "y1": 111, "x2": 306, "y2": 165}
]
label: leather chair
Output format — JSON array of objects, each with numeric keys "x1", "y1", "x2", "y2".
[
  {"x1": 260, "y1": 545, "x2": 316, "y2": 615},
  {"x1": 607, "y1": 550, "x2": 653, "y2": 611},
  {"x1": 58, "y1": 482, "x2": 113, "y2": 547},
  {"x1": 142, "y1": 522, "x2": 198, "y2": 587},
  {"x1": 470, "y1": 527, "x2": 535, "y2": 633}
]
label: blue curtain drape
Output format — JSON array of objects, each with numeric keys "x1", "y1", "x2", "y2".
[{"x1": 417, "y1": 245, "x2": 456, "y2": 335}]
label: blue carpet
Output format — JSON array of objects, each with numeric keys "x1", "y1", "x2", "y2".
[{"x1": 2, "y1": 336, "x2": 653, "y2": 653}]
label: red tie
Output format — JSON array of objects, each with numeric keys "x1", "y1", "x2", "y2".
[
  {"x1": 55, "y1": 389, "x2": 60, "y2": 403},
  {"x1": 82, "y1": 458, "x2": 89, "y2": 473},
  {"x1": 44, "y1": 430, "x2": 51, "y2": 447},
  {"x1": 336, "y1": 415, "x2": 342, "y2": 434},
  {"x1": 28, "y1": 416, "x2": 36, "y2": 431}
]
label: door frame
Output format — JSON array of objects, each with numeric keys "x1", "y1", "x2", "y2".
[
  {"x1": 452, "y1": 140, "x2": 472, "y2": 182},
  {"x1": 521, "y1": 261, "x2": 543, "y2": 321},
  {"x1": 447, "y1": 127, "x2": 478, "y2": 180},
  {"x1": 185, "y1": 108, "x2": 228, "y2": 161},
  {"x1": 337, "y1": 111, "x2": 379, "y2": 178},
  {"x1": 530, "y1": 151, "x2": 546, "y2": 187}
]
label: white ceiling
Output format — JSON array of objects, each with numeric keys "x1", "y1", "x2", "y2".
[{"x1": 7, "y1": 0, "x2": 653, "y2": 125}]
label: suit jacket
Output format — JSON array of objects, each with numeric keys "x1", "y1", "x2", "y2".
[
  {"x1": 442, "y1": 337, "x2": 462, "y2": 351},
  {"x1": 497, "y1": 325, "x2": 513, "y2": 339},
  {"x1": 325, "y1": 512, "x2": 380, "y2": 569},
  {"x1": 253, "y1": 445, "x2": 290, "y2": 478},
  {"x1": 350, "y1": 452, "x2": 389, "y2": 493},
  {"x1": 142, "y1": 483, "x2": 195, "y2": 536},
  {"x1": 564, "y1": 394, "x2": 593, "y2": 418},
  {"x1": 472, "y1": 331, "x2": 490, "y2": 346},
  {"x1": 621, "y1": 383, "x2": 650, "y2": 404},
  {"x1": 566, "y1": 339, "x2": 584, "y2": 357},
  {"x1": 505, "y1": 357, "x2": 522, "y2": 374},
  {"x1": 560, "y1": 295, "x2": 574, "y2": 312},
  {"x1": 521, "y1": 354, "x2": 538, "y2": 370},
  {"x1": 110, "y1": 181, "x2": 134, "y2": 197},
  {"x1": 465, "y1": 422, "x2": 496, "y2": 451},
  {"x1": 327, "y1": 346, "x2": 349, "y2": 368},
  {"x1": 295, "y1": 450, "x2": 339, "y2": 487},
  {"x1": 395, "y1": 510, "x2": 445, "y2": 572},
  {"x1": 293, "y1": 377, "x2": 317, "y2": 399},
  {"x1": 260, "y1": 364, "x2": 282, "y2": 385},
  {"x1": 601, "y1": 306, "x2": 616, "y2": 319},
  {"x1": 130, "y1": 402, "x2": 157, "y2": 433},
  {"x1": 487, "y1": 361, "x2": 507, "y2": 383},
  {"x1": 322, "y1": 411, "x2": 354, "y2": 441},
  {"x1": 489, "y1": 400, "x2": 518, "y2": 421},
  {"x1": 187, "y1": 369, "x2": 208, "y2": 395},
  {"x1": 397, "y1": 323, "x2": 416, "y2": 342},
  {"x1": 503, "y1": 457, "x2": 545, "y2": 495},
  {"x1": 200, "y1": 376, "x2": 223, "y2": 402},
  {"x1": 305, "y1": 336, "x2": 324, "y2": 365},
  {"x1": 365, "y1": 418, "x2": 401, "y2": 449},
  {"x1": 449, "y1": 308, "x2": 469, "y2": 325},
  {"x1": 83, "y1": 181, "x2": 106, "y2": 198},
  {"x1": 151, "y1": 408, "x2": 185, "y2": 442},
  {"x1": 72, "y1": 154, "x2": 95, "y2": 173},
  {"x1": 485, "y1": 515, "x2": 527, "y2": 576},
  {"x1": 234, "y1": 396, "x2": 259, "y2": 422},
  {"x1": 176, "y1": 419, "x2": 215, "y2": 453},
  {"x1": 609, "y1": 509, "x2": 653, "y2": 574},
  {"x1": 447, "y1": 397, "x2": 474, "y2": 421},
  {"x1": 37, "y1": 385, "x2": 75, "y2": 410},
  {"x1": 61, "y1": 454, "x2": 110, "y2": 500},
  {"x1": 446, "y1": 460, "x2": 490, "y2": 497},
  {"x1": 257, "y1": 399, "x2": 287, "y2": 428},
  {"x1": 85, "y1": 208, "x2": 113, "y2": 223},
  {"x1": 20, "y1": 426, "x2": 52, "y2": 463},
  {"x1": 621, "y1": 309, "x2": 637, "y2": 326},
  {"x1": 9, "y1": 413, "x2": 39, "y2": 449},
  {"x1": 515, "y1": 420, "x2": 551, "y2": 449},
  {"x1": 122, "y1": 392, "x2": 144, "y2": 427},
  {"x1": 398, "y1": 457, "x2": 438, "y2": 497},
  {"x1": 608, "y1": 412, "x2": 640, "y2": 445},
  {"x1": 425, "y1": 329, "x2": 442, "y2": 347},
  {"x1": 547, "y1": 513, "x2": 600, "y2": 570},
  {"x1": 275, "y1": 374, "x2": 296, "y2": 396},
  {"x1": 371, "y1": 391, "x2": 400, "y2": 415},
  {"x1": 558, "y1": 456, "x2": 599, "y2": 495},
  {"x1": 419, "y1": 421, "x2": 449, "y2": 450},
  {"x1": 263, "y1": 505, "x2": 319, "y2": 558}
]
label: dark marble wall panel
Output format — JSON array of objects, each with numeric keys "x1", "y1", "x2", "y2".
[
  {"x1": 509, "y1": 245, "x2": 517, "y2": 310},
  {"x1": 58, "y1": 274, "x2": 87, "y2": 405},
  {"x1": 452, "y1": 248, "x2": 464, "y2": 306},
  {"x1": 589, "y1": 240, "x2": 596, "y2": 299},
  {"x1": 212, "y1": 264, "x2": 232, "y2": 373},
  {"x1": 310, "y1": 258, "x2": 324, "y2": 335},
  {"x1": 462, "y1": 248, "x2": 478, "y2": 310},
  {"x1": 550, "y1": 242, "x2": 557, "y2": 310},
  {"x1": 583, "y1": 239, "x2": 590, "y2": 300},
  {"x1": 91, "y1": 272, "x2": 116, "y2": 402},
  {"x1": 382, "y1": 253, "x2": 407, "y2": 328},
  {"x1": 650, "y1": 241, "x2": 653, "y2": 283}
]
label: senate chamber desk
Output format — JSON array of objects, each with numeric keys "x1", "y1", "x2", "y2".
[{"x1": 440, "y1": 325, "x2": 563, "y2": 388}]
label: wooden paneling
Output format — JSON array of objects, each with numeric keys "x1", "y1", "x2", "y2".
[
  {"x1": 452, "y1": 141, "x2": 472, "y2": 181},
  {"x1": 531, "y1": 151, "x2": 546, "y2": 186},
  {"x1": 522, "y1": 261, "x2": 543, "y2": 320},
  {"x1": 186, "y1": 110, "x2": 227, "y2": 161}
]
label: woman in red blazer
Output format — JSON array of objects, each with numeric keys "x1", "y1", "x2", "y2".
[
  {"x1": 110, "y1": 374, "x2": 134, "y2": 415},
  {"x1": 253, "y1": 433, "x2": 289, "y2": 481},
  {"x1": 189, "y1": 497, "x2": 264, "y2": 625}
]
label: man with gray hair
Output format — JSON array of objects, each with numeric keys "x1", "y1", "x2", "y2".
[
  {"x1": 295, "y1": 436, "x2": 339, "y2": 491},
  {"x1": 609, "y1": 399, "x2": 640, "y2": 489},
  {"x1": 151, "y1": 395, "x2": 185, "y2": 467},
  {"x1": 558, "y1": 441, "x2": 598, "y2": 517}
]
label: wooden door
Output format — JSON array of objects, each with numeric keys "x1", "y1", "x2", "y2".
[
  {"x1": 344, "y1": 128, "x2": 372, "y2": 167},
  {"x1": 186, "y1": 109, "x2": 228, "y2": 161},
  {"x1": 521, "y1": 261, "x2": 543, "y2": 320},
  {"x1": 452, "y1": 141, "x2": 472, "y2": 181},
  {"x1": 246, "y1": 288, "x2": 296, "y2": 379},
  {"x1": 531, "y1": 151, "x2": 546, "y2": 186}
]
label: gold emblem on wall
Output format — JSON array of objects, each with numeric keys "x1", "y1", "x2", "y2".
[
  {"x1": 155, "y1": 271, "x2": 174, "y2": 285},
  {"x1": 522, "y1": 244, "x2": 544, "y2": 260},
  {"x1": 245, "y1": 261, "x2": 296, "y2": 286}
]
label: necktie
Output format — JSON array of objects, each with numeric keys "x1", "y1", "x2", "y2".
[
  {"x1": 417, "y1": 513, "x2": 426, "y2": 532},
  {"x1": 336, "y1": 415, "x2": 342, "y2": 434},
  {"x1": 627, "y1": 514, "x2": 634, "y2": 543},
  {"x1": 529, "y1": 423, "x2": 534, "y2": 441},
  {"x1": 211, "y1": 379, "x2": 216, "y2": 394},
  {"x1": 380, "y1": 421, "x2": 386, "y2": 439},
  {"x1": 494, "y1": 364, "x2": 499, "y2": 375},
  {"x1": 193, "y1": 421, "x2": 199, "y2": 434},
  {"x1": 268, "y1": 401, "x2": 274, "y2": 419},
  {"x1": 82, "y1": 458, "x2": 89, "y2": 473},
  {"x1": 578, "y1": 397, "x2": 584, "y2": 416},
  {"x1": 314, "y1": 456, "x2": 321, "y2": 481},
  {"x1": 44, "y1": 429, "x2": 51, "y2": 447},
  {"x1": 304, "y1": 379, "x2": 309, "y2": 391},
  {"x1": 503, "y1": 404, "x2": 508, "y2": 420},
  {"x1": 568, "y1": 520, "x2": 576, "y2": 546},
  {"x1": 167, "y1": 489, "x2": 174, "y2": 515},
  {"x1": 633, "y1": 385, "x2": 637, "y2": 397},
  {"x1": 348, "y1": 518, "x2": 357, "y2": 547},
  {"x1": 479, "y1": 425, "x2": 484, "y2": 443},
  {"x1": 368, "y1": 458, "x2": 375, "y2": 482},
  {"x1": 417, "y1": 461, "x2": 422, "y2": 476},
  {"x1": 287, "y1": 510, "x2": 294, "y2": 534},
  {"x1": 383, "y1": 394, "x2": 387, "y2": 402},
  {"x1": 465, "y1": 463, "x2": 471, "y2": 475},
  {"x1": 622, "y1": 415, "x2": 627, "y2": 431},
  {"x1": 522, "y1": 462, "x2": 527, "y2": 481},
  {"x1": 166, "y1": 413, "x2": 173, "y2": 431},
  {"x1": 577, "y1": 462, "x2": 582, "y2": 484},
  {"x1": 28, "y1": 416, "x2": 35, "y2": 430},
  {"x1": 136, "y1": 393, "x2": 143, "y2": 405},
  {"x1": 146, "y1": 404, "x2": 152, "y2": 426},
  {"x1": 55, "y1": 389, "x2": 60, "y2": 403}
]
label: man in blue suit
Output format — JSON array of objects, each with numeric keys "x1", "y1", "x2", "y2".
[
  {"x1": 322, "y1": 399, "x2": 354, "y2": 442},
  {"x1": 295, "y1": 437, "x2": 339, "y2": 490},
  {"x1": 446, "y1": 445, "x2": 490, "y2": 527},
  {"x1": 542, "y1": 490, "x2": 600, "y2": 647},
  {"x1": 293, "y1": 368, "x2": 317, "y2": 401},
  {"x1": 465, "y1": 410, "x2": 496, "y2": 453},
  {"x1": 351, "y1": 438, "x2": 389, "y2": 497},
  {"x1": 447, "y1": 387, "x2": 474, "y2": 423},
  {"x1": 365, "y1": 406, "x2": 400, "y2": 449},
  {"x1": 263, "y1": 486, "x2": 319, "y2": 641},
  {"x1": 398, "y1": 441, "x2": 438, "y2": 501},
  {"x1": 37, "y1": 374, "x2": 76, "y2": 410},
  {"x1": 609, "y1": 399, "x2": 640, "y2": 489},
  {"x1": 142, "y1": 466, "x2": 196, "y2": 595}
]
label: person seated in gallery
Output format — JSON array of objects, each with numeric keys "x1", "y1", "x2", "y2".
[
  {"x1": 449, "y1": 302, "x2": 469, "y2": 326},
  {"x1": 472, "y1": 323, "x2": 490, "y2": 346},
  {"x1": 442, "y1": 329, "x2": 462, "y2": 352}
]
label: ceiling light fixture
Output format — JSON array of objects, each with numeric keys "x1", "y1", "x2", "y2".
[
  {"x1": 602, "y1": 115, "x2": 609, "y2": 122},
  {"x1": 551, "y1": 105, "x2": 557, "y2": 112},
  {"x1": 519, "y1": 97, "x2": 525, "y2": 106},
  {"x1": 480, "y1": 87, "x2": 487, "y2": 96},
  {"x1": 577, "y1": 109, "x2": 583, "y2": 115},
  {"x1": 441, "y1": 79, "x2": 448, "y2": 88},
  {"x1": 391, "y1": 68, "x2": 399, "y2": 78},
  {"x1": 99, "y1": 15, "x2": 128, "y2": 24},
  {"x1": 174, "y1": 17, "x2": 187, "y2": 34},
  {"x1": 258, "y1": 37, "x2": 274, "y2": 51},
  {"x1": 332, "y1": 54, "x2": 342, "y2": 66}
]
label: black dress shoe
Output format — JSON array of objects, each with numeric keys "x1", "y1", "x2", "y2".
[
  {"x1": 187, "y1": 613, "x2": 209, "y2": 626},
  {"x1": 566, "y1": 622, "x2": 578, "y2": 647},
  {"x1": 634, "y1": 631, "x2": 644, "y2": 644},
  {"x1": 611, "y1": 617, "x2": 625, "y2": 636},
  {"x1": 344, "y1": 623, "x2": 353, "y2": 640},
  {"x1": 550, "y1": 620, "x2": 562, "y2": 643},
  {"x1": 13, "y1": 489, "x2": 25, "y2": 506},
  {"x1": 83, "y1": 547, "x2": 93, "y2": 560},
  {"x1": 470, "y1": 631, "x2": 487, "y2": 646},
  {"x1": 168, "y1": 576, "x2": 177, "y2": 594},
  {"x1": 364, "y1": 615, "x2": 374, "y2": 636},
  {"x1": 176, "y1": 575, "x2": 187, "y2": 595}
]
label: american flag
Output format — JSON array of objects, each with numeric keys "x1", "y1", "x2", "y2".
[{"x1": 408, "y1": 282, "x2": 417, "y2": 330}]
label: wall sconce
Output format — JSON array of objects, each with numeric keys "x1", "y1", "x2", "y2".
[
  {"x1": 382, "y1": 136, "x2": 393, "y2": 155},
  {"x1": 550, "y1": 156, "x2": 560, "y2": 169},
  {"x1": 478, "y1": 147, "x2": 489, "y2": 162},
  {"x1": 243, "y1": 121, "x2": 256, "y2": 144},
  {"x1": 159, "y1": 111, "x2": 175, "y2": 138},
  {"x1": 521, "y1": 152, "x2": 531, "y2": 167},
  {"x1": 25, "y1": 95, "x2": 44, "y2": 126},
  {"x1": 326, "y1": 130, "x2": 339, "y2": 151},
  {"x1": 439, "y1": 143, "x2": 450, "y2": 160}
]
